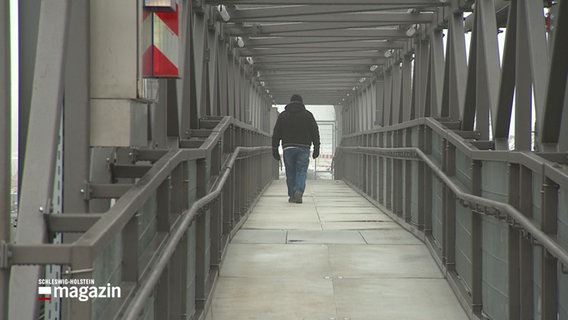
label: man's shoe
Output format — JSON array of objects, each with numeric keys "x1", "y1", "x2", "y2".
[
  {"x1": 288, "y1": 197, "x2": 295, "y2": 203},
  {"x1": 294, "y1": 191, "x2": 303, "y2": 204}
]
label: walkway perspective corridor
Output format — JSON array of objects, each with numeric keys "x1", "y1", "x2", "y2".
[{"x1": 207, "y1": 180, "x2": 467, "y2": 319}]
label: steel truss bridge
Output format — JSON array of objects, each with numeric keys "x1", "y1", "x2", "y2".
[{"x1": 1, "y1": 0, "x2": 567, "y2": 319}]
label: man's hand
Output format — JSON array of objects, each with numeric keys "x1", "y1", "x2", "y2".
[
  {"x1": 272, "y1": 148, "x2": 281, "y2": 161},
  {"x1": 312, "y1": 146, "x2": 320, "y2": 159}
]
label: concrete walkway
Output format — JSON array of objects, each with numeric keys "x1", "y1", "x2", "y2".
[{"x1": 206, "y1": 180, "x2": 468, "y2": 320}]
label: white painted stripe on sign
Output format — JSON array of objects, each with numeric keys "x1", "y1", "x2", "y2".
[
  {"x1": 153, "y1": 11, "x2": 179, "y2": 71},
  {"x1": 38, "y1": 287, "x2": 52, "y2": 295}
]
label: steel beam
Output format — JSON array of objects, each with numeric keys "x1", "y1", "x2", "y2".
[
  {"x1": 475, "y1": 0, "x2": 500, "y2": 140},
  {"x1": 0, "y1": 0, "x2": 11, "y2": 317},
  {"x1": 209, "y1": 0, "x2": 445, "y2": 5},
  {"x1": 46, "y1": 214, "x2": 104, "y2": 233},
  {"x1": 242, "y1": 40, "x2": 406, "y2": 50},
  {"x1": 515, "y1": 0, "x2": 532, "y2": 151},
  {"x1": 243, "y1": 35, "x2": 407, "y2": 47},
  {"x1": 462, "y1": 17, "x2": 477, "y2": 131},
  {"x1": 383, "y1": 68, "x2": 393, "y2": 126},
  {"x1": 64, "y1": 0, "x2": 90, "y2": 213},
  {"x1": 446, "y1": 12, "x2": 467, "y2": 121},
  {"x1": 208, "y1": 21, "x2": 220, "y2": 118},
  {"x1": 17, "y1": 0, "x2": 41, "y2": 181},
  {"x1": 9, "y1": 1, "x2": 71, "y2": 319},
  {"x1": 193, "y1": 11, "x2": 209, "y2": 121},
  {"x1": 541, "y1": 177, "x2": 559, "y2": 320},
  {"x1": 243, "y1": 48, "x2": 389, "y2": 57},
  {"x1": 391, "y1": 64, "x2": 402, "y2": 125},
  {"x1": 229, "y1": 5, "x2": 433, "y2": 21},
  {"x1": 415, "y1": 39, "x2": 429, "y2": 118},
  {"x1": 253, "y1": 29, "x2": 414, "y2": 38},
  {"x1": 520, "y1": 0, "x2": 548, "y2": 149},
  {"x1": 253, "y1": 56, "x2": 385, "y2": 65},
  {"x1": 180, "y1": 1, "x2": 194, "y2": 136},
  {"x1": 401, "y1": 54, "x2": 413, "y2": 122},
  {"x1": 540, "y1": 0, "x2": 568, "y2": 149},
  {"x1": 9, "y1": 244, "x2": 73, "y2": 265},
  {"x1": 229, "y1": 22, "x2": 413, "y2": 35},
  {"x1": 153, "y1": 79, "x2": 169, "y2": 147},
  {"x1": 376, "y1": 77, "x2": 385, "y2": 126},
  {"x1": 494, "y1": 0, "x2": 516, "y2": 149},
  {"x1": 228, "y1": 12, "x2": 434, "y2": 23},
  {"x1": 429, "y1": 30, "x2": 444, "y2": 118}
]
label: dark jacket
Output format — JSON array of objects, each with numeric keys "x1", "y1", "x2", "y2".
[{"x1": 272, "y1": 102, "x2": 320, "y2": 149}]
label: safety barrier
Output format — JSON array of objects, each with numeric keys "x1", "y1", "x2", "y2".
[
  {"x1": 335, "y1": 117, "x2": 568, "y2": 320},
  {"x1": 2, "y1": 117, "x2": 276, "y2": 319}
]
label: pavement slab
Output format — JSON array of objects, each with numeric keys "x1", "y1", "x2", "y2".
[{"x1": 207, "y1": 180, "x2": 468, "y2": 320}]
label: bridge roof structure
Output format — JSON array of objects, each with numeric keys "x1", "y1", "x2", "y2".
[{"x1": 209, "y1": 0, "x2": 448, "y2": 105}]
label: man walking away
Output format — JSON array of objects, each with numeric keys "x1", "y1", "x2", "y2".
[{"x1": 272, "y1": 94, "x2": 321, "y2": 203}]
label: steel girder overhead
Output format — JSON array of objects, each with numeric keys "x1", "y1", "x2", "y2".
[{"x1": 208, "y1": 0, "x2": 445, "y2": 105}]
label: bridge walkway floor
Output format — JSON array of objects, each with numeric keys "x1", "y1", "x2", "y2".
[{"x1": 206, "y1": 180, "x2": 467, "y2": 320}]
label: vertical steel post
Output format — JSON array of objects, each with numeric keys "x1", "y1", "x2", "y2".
[
  {"x1": 430, "y1": 30, "x2": 445, "y2": 118},
  {"x1": 394, "y1": 131, "x2": 403, "y2": 216},
  {"x1": 61, "y1": 6, "x2": 92, "y2": 315},
  {"x1": 423, "y1": 127, "x2": 433, "y2": 234},
  {"x1": 10, "y1": 1, "x2": 71, "y2": 318},
  {"x1": 157, "y1": 178, "x2": 172, "y2": 231},
  {"x1": 122, "y1": 215, "x2": 139, "y2": 282},
  {"x1": 518, "y1": 166, "x2": 534, "y2": 319},
  {"x1": 375, "y1": 78, "x2": 384, "y2": 126},
  {"x1": 540, "y1": 0, "x2": 568, "y2": 150},
  {"x1": 471, "y1": 160, "x2": 483, "y2": 314},
  {"x1": 446, "y1": 11, "x2": 467, "y2": 121},
  {"x1": 401, "y1": 54, "x2": 413, "y2": 122},
  {"x1": 404, "y1": 128, "x2": 412, "y2": 222},
  {"x1": 63, "y1": 0, "x2": 90, "y2": 213},
  {"x1": 476, "y1": 0, "x2": 500, "y2": 140},
  {"x1": 391, "y1": 64, "x2": 402, "y2": 125},
  {"x1": 385, "y1": 132, "x2": 392, "y2": 210},
  {"x1": 168, "y1": 239, "x2": 186, "y2": 318},
  {"x1": 152, "y1": 79, "x2": 169, "y2": 147},
  {"x1": 541, "y1": 177, "x2": 559, "y2": 319},
  {"x1": 443, "y1": 139, "x2": 456, "y2": 270},
  {"x1": 383, "y1": 68, "x2": 393, "y2": 126},
  {"x1": 372, "y1": 133, "x2": 378, "y2": 201},
  {"x1": 155, "y1": 264, "x2": 171, "y2": 319},
  {"x1": 417, "y1": 126, "x2": 425, "y2": 230},
  {"x1": 515, "y1": 0, "x2": 533, "y2": 151},
  {"x1": 195, "y1": 157, "x2": 209, "y2": 305},
  {"x1": 507, "y1": 163, "x2": 521, "y2": 320},
  {"x1": 17, "y1": 0, "x2": 40, "y2": 180},
  {"x1": 180, "y1": 1, "x2": 194, "y2": 136},
  {"x1": 520, "y1": 0, "x2": 549, "y2": 150},
  {"x1": 0, "y1": 0, "x2": 11, "y2": 317},
  {"x1": 462, "y1": 19, "x2": 477, "y2": 132},
  {"x1": 415, "y1": 39, "x2": 429, "y2": 118},
  {"x1": 494, "y1": 0, "x2": 516, "y2": 149}
]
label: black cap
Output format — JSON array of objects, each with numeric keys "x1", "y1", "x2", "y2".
[{"x1": 290, "y1": 94, "x2": 303, "y2": 103}]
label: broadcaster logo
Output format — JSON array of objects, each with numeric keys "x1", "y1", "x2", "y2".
[{"x1": 38, "y1": 281, "x2": 121, "y2": 302}]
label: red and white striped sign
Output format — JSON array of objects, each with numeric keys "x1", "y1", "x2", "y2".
[{"x1": 142, "y1": 2, "x2": 179, "y2": 77}]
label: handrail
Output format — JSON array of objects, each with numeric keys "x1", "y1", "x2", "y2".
[
  {"x1": 337, "y1": 145, "x2": 568, "y2": 268},
  {"x1": 74, "y1": 116, "x2": 266, "y2": 257},
  {"x1": 340, "y1": 118, "x2": 568, "y2": 190},
  {"x1": 122, "y1": 146, "x2": 271, "y2": 320},
  {"x1": 73, "y1": 148, "x2": 206, "y2": 256},
  {"x1": 5, "y1": 115, "x2": 273, "y2": 319}
]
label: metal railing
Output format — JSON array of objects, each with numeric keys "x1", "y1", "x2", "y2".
[
  {"x1": 2, "y1": 117, "x2": 276, "y2": 319},
  {"x1": 334, "y1": 117, "x2": 568, "y2": 320}
]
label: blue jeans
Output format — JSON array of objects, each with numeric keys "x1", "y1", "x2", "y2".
[{"x1": 283, "y1": 147, "x2": 310, "y2": 198}]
